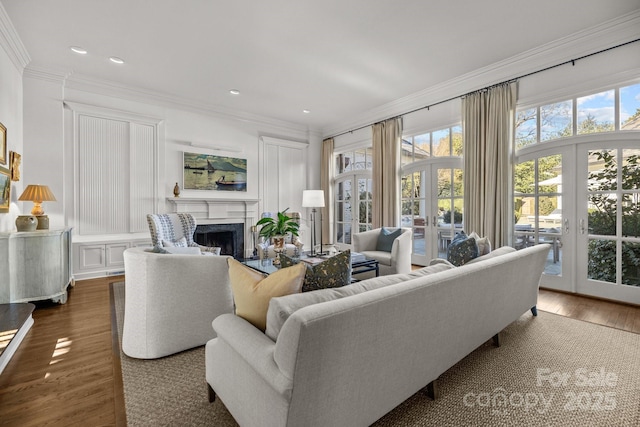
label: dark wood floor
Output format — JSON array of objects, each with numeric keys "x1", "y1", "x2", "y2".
[{"x1": 0, "y1": 276, "x2": 638, "y2": 426}]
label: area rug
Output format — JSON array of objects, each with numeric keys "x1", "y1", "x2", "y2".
[{"x1": 112, "y1": 282, "x2": 640, "y2": 426}]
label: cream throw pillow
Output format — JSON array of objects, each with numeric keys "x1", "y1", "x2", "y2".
[{"x1": 228, "y1": 258, "x2": 306, "y2": 331}]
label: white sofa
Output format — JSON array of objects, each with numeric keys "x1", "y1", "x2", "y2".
[
  {"x1": 352, "y1": 227, "x2": 412, "y2": 275},
  {"x1": 205, "y1": 244, "x2": 550, "y2": 426},
  {"x1": 122, "y1": 247, "x2": 234, "y2": 359}
]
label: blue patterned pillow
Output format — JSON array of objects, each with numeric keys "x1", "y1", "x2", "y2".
[
  {"x1": 376, "y1": 227, "x2": 402, "y2": 252},
  {"x1": 280, "y1": 250, "x2": 352, "y2": 292},
  {"x1": 447, "y1": 231, "x2": 479, "y2": 266}
]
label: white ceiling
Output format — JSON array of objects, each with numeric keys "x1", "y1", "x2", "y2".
[{"x1": 2, "y1": 0, "x2": 640, "y2": 133}]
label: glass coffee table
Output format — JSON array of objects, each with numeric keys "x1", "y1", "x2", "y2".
[{"x1": 242, "y1": 252, "x2": 379, "y2": 281}]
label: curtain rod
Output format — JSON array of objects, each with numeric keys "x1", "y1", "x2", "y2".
[{"x1": 327, "y1": 37, "x2": 640, "y2": 140}]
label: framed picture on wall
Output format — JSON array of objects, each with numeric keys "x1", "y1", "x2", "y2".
[
  {"x1": 10, "y1": 151, "x2": 21, "y2": 181},
  {"x1": 0, "y1": 122, "x2": 6, "y2": 165},
  {"x1": 183, "y1": 151, "x2": 247, "y2": 192},
  {"x1": 0, "y1": 166, "x2": 10, "y2": 213}
]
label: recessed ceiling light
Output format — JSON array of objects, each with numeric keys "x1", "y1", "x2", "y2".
[
  {"x1": 70, "y1": 46, "x2": 87, "y2": 55},
  {"x1": 229, "y1": 89, "x2": 240, "y2": 95},
  {"x1": 109, "y1": 56, "x2": 125, "y2": 64},
  {"x1": 303, "y1": 109, "x2": 311, "y2": 114}
]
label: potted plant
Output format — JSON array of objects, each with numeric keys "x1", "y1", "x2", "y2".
[{"x1": 256, "y1": 209, "x2": 300, "y2": 251}]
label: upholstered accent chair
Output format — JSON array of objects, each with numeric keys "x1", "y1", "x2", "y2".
[
  {"x1": 352, "y1": 227, "x2": 412, "y2": 276},
  {"x1": 147, "y1": 213, "x2": 220, "y2": 254}
]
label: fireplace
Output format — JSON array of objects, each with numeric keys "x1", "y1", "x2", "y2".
[{"x1": 194, "y1": 223, "x2": 244, "y2": 260}]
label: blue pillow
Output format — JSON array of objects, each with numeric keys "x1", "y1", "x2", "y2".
[
  {"x1": 376, "y1": 227, "x2": 402, "y2": 252},
  {"x1": 446, "y1": 231, "x2": 479, "y2": 266}
]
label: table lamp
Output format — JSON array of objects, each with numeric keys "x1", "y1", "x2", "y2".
[
  {"x1": 18, "y1": 184, "x2": 56, "y2": 230},
  {"x1": 302, "y1": 190, "x2": 325, "y2": 256}
]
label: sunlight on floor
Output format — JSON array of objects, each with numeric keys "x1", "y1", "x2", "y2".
[
  {"x1": 50, "y1": 337, "x2": 72, "y2": 361},
  {"x1": 0, "y1": 329, "x2": 18, "y2": 353}
]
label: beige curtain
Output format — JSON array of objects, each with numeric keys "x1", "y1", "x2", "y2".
[
  {"x1": 372, "y1": 117, "x2": 402, "y2": 228},
  {"x1": 321, "y1": 138, "x2": 334, "y2": 244},
  {"x1": 462, "y1": 82, "x2": 517, "y2": 248}
]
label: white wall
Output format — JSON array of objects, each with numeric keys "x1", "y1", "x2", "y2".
[
  {"x1": 0, "y1": 38, "x2": 23, "y2": 232},
  {"x1": 20, "y1": 77, "x2": 320, "y2": 236}
]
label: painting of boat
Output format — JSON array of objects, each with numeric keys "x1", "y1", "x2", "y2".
[
  {"x1": 216, "y1": 176, "x2": 246, "y2": 191},
  {"x1": 183, "y1": 151, "x2": 247, "y2": 191}
]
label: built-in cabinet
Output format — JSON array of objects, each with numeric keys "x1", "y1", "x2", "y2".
[
  {"x1": 0, "y1": 228, "x2": 72, "y2": 304},
  {"x1": 73, "y1": 236, "x2": 150, "y2": 280}
]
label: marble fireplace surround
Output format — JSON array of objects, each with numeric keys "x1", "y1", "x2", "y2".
[{"x1": 166, "y1": 198, "x2": 259, "y2": 259}]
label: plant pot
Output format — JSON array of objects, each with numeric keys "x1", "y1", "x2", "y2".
[{"x1": 272, "y1": 235, "x2": 286, "y2": 250}]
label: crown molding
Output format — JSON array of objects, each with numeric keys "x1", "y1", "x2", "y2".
[
  {"x1": 0, "y1": 2, "x2": 30, "y2": 72},
  {"x1": 23, "y1": 65, "x2": 70, "y2": 83},
  {"x1": 322, "y1": 10, "x2": 640, "y2": 138}
]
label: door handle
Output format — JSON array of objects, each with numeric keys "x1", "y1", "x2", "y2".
[
  {"x1": 564, "y1": 218, "x2": 569, "y2": 234},
  {"x1": 579, "y1": 219, "x2": 586, "y2": 234},
  {"x1": 433, "y1": 216, "x2": 437, "y2": 227},
  {"x1": 425, "y1": 216, "x2": 429, "y2": 227}
]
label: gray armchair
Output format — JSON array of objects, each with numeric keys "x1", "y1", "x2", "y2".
[{"x1": 352, "y1": 227, "x2": 412, "y2": 276}]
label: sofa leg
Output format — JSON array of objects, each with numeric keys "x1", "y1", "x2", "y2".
[
  {"x1": 423, "y1": 379, "x2": 439, "y2": 400},
  {"x1": 208, "y1": 384, "x2": 216, "y2": 403},
  {"x1": 492, "y1": 332, "x2": 501, "y2": 347},
  {"x1": 531, "y1": 306, "x2": 538, "y2": 316}
]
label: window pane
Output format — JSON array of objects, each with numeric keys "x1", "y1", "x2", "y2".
[
  {"x1": 353, "y1": 150, "x2": 367, "y2": 170},
  {"x1": 540, "y1": 101, "x2": 572, "y2": 141},
  {"x1": 588, "y1": 150, "x2": 617, "y2": 192},
  {"x1": 622, "y1": 149, "x2": 640, "y2": 190},
  {"x1": 516, "y1": 108, "x2": 537, "y2": 148},
  {"x1": 515, "y1": 160, "x2": 535, "y2": 195},
  {"x1": 365, "y1": 148, "x2": 373, "y2": 170},
  {"x1": 415, "y1": 133, "x2": 430, "y2": 158},
  {"x1": 451, "y1": 126, "x2": 463, "y2": 156},
  {"x1": 622, "y1": 242, "x2": 640, "y2": 286},
  {"x1": 622, "y1": 193, "x2": 640, "y2": 237},
  {"x1": 432, "y1": 129, "x2": 450, "y2": 156},
  {"x1": 620, "y1": 83, "x2": 640, "y2": 130},
  {"x1": 588, "y1": 239, "x2": 616, "y2": 283},
  {"x1": 577, "y1": 90, "x2": 614, "y2": 134},
  {"x1": 401, "y1": 138, "x2": 414, "y2": 165},
  {"x1": 588, "y1": 193, "x2": 616, "y2": 236}
]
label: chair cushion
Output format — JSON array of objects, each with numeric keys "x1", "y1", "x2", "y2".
[
  {"x1": 376, "y1": 227, "x2": 402, "y2": 252},
  {"x1": 228, "y1": 259, "x2": 306, "y2": 331},
  {"x1": 280, "y1": 250, "x2": 352, "y2": 292},
  {"x1": 360, "y1": 250, "x2": 392, "y2": 266},
  {"x1": 265, "y1": 262, "x2": 453, "y2": 341},
  {"x1": 162, "y1": 237, "x2": 188, "y2": 247},
  {"x1": 446, "y1": 231, "x2": 479, "y2": 266}
]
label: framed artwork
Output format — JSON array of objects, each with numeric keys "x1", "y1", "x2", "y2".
[
  {"x1": 183, "y1": 151, "x2": 247, "y2": 192},
  {"x1": 9, "y1": 151, "x2": 21, "y2": 181},
  {"x1": 0, "y1": 166, "x2": 10, "y2": 213},
  {"x1": 0, "y1": 122, "x2": 5, "y2": 165}
]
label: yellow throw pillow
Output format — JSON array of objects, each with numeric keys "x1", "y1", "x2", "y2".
[{"x1": 228, "y1": 258, "x2": 306, "y2": 331}]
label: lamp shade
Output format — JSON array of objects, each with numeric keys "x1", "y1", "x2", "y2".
[
  {"x1": 302, "y1": 190, "x2": 325, "y2": 208},
  {"x1": 18, "y1": 184, "x2": 56, "y2": 217},
  {"x1": 18, "y1": 185, "x2": 56, "y2": 202}
]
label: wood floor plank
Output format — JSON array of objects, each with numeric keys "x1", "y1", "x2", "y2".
[{"x1": 0, "y1": 273, "x2": 638, "y2": 426}]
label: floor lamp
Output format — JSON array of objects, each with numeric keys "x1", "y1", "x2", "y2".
[{"x1": 302, "y1": 190, "x2": 325, "y2": 256}]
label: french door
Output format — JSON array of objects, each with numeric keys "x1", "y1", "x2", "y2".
[
  {"x1": 577, "y1": 140, "x2": 640, "y2": 304},
  {"x1": 514, "y1": 146, "x2": 574, "y2": 292},
  {"x1": 401, "y1": 158, "x2": 463, "y2": 266}
]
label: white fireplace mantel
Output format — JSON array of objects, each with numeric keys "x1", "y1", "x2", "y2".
[{"x1": 166, "y1": 197, "x2": 260, "y2": 258}]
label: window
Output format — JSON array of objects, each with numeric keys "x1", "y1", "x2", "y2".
[
  {"x1": 515, "y1": 83, "x2": 640, "y2": 148},
  {"x1": 334, "y1": 148, "x2": 373, "y2": 245},
  {"x1": 402, "y1": 125, "x2": 462, "y2": 165}
]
